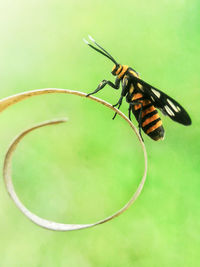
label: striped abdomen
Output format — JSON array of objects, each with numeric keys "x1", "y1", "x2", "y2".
[{"x1": 131, "y1": 93, "x2": 165, "y2": 141}]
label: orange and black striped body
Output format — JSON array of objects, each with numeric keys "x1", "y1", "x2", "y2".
[
  {"x1": 112, "y1": 65, "x2": 165, "y2": 140},
  {"x1": 129, "y1": 91, "x2": 164, "y2": 140},
  {"x1": 122, "y1": 69, "x2": 164, "y2": 141}
]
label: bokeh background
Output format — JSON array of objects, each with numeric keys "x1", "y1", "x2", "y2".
[{"x1": 0, "y1": 0, "x2": 199, "y2": 266}]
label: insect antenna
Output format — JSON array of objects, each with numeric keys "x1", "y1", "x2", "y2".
[
  {"x1": 83, "y1": 36, "x2": 118, "y2": 65},
  {"x1": 88, "y1": 35, "x2": 118, "y2": 64}
]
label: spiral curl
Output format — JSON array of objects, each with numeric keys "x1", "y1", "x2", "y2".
[{"x1": 1, "y1": 89, "x2": 147, "y2": 231}]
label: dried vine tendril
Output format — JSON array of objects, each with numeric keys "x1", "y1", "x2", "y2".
[{"x1": 1, "y1": 89, "x2": 147, "y2": 231}]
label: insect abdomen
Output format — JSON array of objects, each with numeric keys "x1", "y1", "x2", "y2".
[{"x1": 131, "y1": 93, "x2": 165, "y2": 141}]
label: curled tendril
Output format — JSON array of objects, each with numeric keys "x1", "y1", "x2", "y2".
[{"x1": 1, "y1": 88, "x2": 147, "y2": 231}]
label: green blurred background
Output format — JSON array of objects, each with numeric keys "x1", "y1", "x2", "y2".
[{"x1": 0, "y1": 0, "x2": 199, "y2": 266}]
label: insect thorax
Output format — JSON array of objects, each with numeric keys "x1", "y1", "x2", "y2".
[{"x1": 128, "y1": 68, "x2": 140, "y2": 78}]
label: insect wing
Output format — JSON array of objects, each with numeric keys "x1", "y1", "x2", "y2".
[{"x1": 134, "y1": 77, "x2": 192, "y2": 126}]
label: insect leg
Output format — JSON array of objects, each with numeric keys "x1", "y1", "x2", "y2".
[
  {"x1": 87, "y1": 77, "x2": 120, "y2": 97},
  {"x1": 138, "y1": 104, "x2": 144, "y2": 142},
  {"x1": 128, "y1": 105, "x2": 132, "y2": 121},
  {"x1": 112, "y1": 76, "x2": 129, "y2": 120},
  {"x1": 129, "y1": 101, "x2": 144, "y2": 142},
  {"x1": 112, "y1": 96, "x2": 123, "y2": 120}
]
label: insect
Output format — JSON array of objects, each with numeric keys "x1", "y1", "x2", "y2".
[{"x1": 83, "y1": 36, "x2": 192, "y2": 141}]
